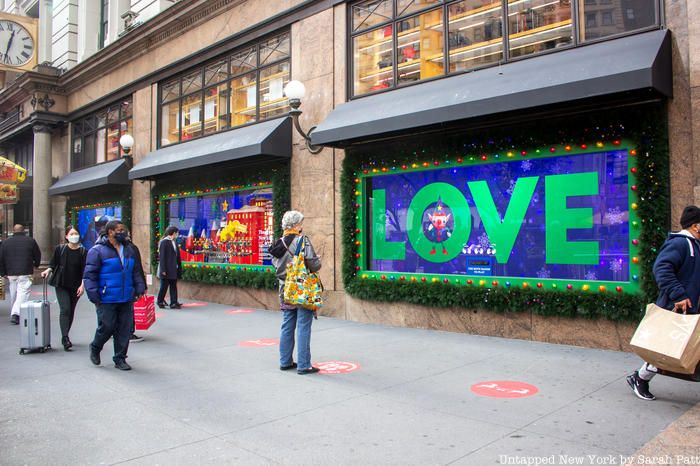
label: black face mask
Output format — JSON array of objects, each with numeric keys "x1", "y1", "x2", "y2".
[{"x1": 114, "y1": 232, "x2": 128, "y2": 244}]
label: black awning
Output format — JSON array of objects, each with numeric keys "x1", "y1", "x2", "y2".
[
  {"x1": 48, "y1": 158, "x2": 131, "y2": 196},
  {"x1": 311, "y1": 29, "x2": 672, "y2": 147},
  {"x1": 129, "y1": 117, "x2": 291, "y2": 180}
]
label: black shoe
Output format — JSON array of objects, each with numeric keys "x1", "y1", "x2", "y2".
[
  {"x1": 280, "y1": 362, "x2": 297, "y2": 371},
  {"x1": 129, "y1": 334, "x2": 144, "y2": 343},
  {"x1": 626, "y1": 371, "x2": 655, "y2": 401},
  {"x1": 90, "y1": 349, "x2": 101, "y2": 366},
  {"x1": 10, "y1": 314, "x2": 19, "y2": 325},
  {"x1": 170, "y1": 303, "x2": 182, "y2": 309},
  {"x1": 157, "y1": 302, "x2": 167, "y2": 309},
  {"x1": 297, "y1": 367, "x2": 320, "y2": 375},
  {"x1": 62, "y1": 336, "x2": 72, "y2": 351},
  {"x1": 114, "y1": 360, "x2": 132, "y2": 371}
]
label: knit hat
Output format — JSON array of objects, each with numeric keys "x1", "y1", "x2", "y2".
[{"x1": 680, "y1": 206, "x2": 700, "y2": 229}]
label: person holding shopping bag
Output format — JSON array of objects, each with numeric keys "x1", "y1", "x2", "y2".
[
  {"x1": 270, "y1": 211, "x2": 322, "y2": 374},
  {"x1": 157, "y1": 226, "x2": 182, "y2": 309},
  {"x1": 41, "y1": 226, "x2": 87, "y2": 351}
]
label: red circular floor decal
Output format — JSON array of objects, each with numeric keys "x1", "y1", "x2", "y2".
[
  {"x1": 470, "y1": 381, "x2": 539, "y2": 398},
  {"x1": 180, "y1": 302, "x2": 207, "y2": 308},
  {"x1": 239, "y1": 338, "x2": 279, "y2": 347},
  {"x1": 155, "y1": 312, "x2": 165, "y2": 318},
  {"x1": 226, "y1": 309, "x2": 254, "y2": 314},
  {"x1": 315, "y1": 361, "x2": 360, "y2": 374}
]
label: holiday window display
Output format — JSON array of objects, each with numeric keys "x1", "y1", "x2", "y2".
[{"x1": 73, "y1": 204, "x2": 123, "y2": 250}]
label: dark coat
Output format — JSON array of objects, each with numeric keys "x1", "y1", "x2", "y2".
[
  {"x1": 48, "y1": 244, "x2": 87, "y2": 289},
  {"x1": 653, "y1": 231, "x2": 700, "y2": 314},
  {"x1": 0, "y1": 232, "x2": 41, "y2": 276},
  {"x1": 83, "y1": 235, "x2": 146, "y2": 304},
  {"x1": 158, "y1": 238, "x2": 182, "y2": 279}
]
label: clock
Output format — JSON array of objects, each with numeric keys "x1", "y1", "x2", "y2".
[{"x1": 0, "y1": 19, "x2": 35, "y2": 67}]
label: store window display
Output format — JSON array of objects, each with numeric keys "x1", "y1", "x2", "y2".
[{"x1": 71, "y1": 98, "x2": 133, "y2": 170}]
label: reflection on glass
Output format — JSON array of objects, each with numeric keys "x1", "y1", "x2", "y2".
[
  {"x1": 230, "y1": 72, "x2": 257, "y2": 127},
  {"x1": 96, "y1": 128, "x2": 106, "y2": 164},
  {"x1": 508, "y1": 0, "x2": 572, "y2": 58},
  {"x1": 258, "y1": 62, "x2": 290, "y2": 120},
  {"x1": 231, "y1": 47, "x2": 256, "y2": 76},
  {"x1": 180, "y1": 93, "x2": 203, "y2": 141},
  {"x1": 203, "y1": 85, "x2": 228, "y2": 136},
  {"x1": 397, "y1": 9, "x2": 444, "y2": 85},
  {"x1": 448, "y1": 0, "x2": 503, "y2": 73},
  {"x1": 397, "y1": 0, "x2": 442, "y2": 17},
  {"x1": 353, "y1": 28, "x2": 394, "y2": 95},
  {"x1": 106, "y1": 122, "x2": 120, "y2": 160},
  {"x1": 352, "y1": 0, "x2": 392, "y2": 32},
  {"x1": 578, "y1": 0, "x2": 656, "y2": 41},
  {"x1": 161, "y1": 102, "x2": 180, "y2": 146},
  {"x1": 205, "y1": 60, "x2": 228, "y2": 86},
  {"x1": 259, "y1": 33, "x2": 290, "y2": 65},
  {"x1": 161, "y1": 79, "x2": 179, "y2": 103},
  {"x1": 181, "y1": 69, "x2": 203, "y2": 95},
  {"x1": 83, "y1": 133, "x2": 96, "y2": 168}
]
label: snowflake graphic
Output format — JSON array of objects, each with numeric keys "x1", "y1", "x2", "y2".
[
  {"x1": 478, "y1": 232, "x2": 491, "y2": 249},
  {"x1": 609, "y1": 260, "x2": 623, "y2": 273},
  {"x1": 506, "y1": 179, "x2": 516, "y2": 196},
  {"x1": 584, "y1": 271, "x2": 597, "y2": 281},
  {"x1": 605, "y1": 207, "x2": 625, "y2": 225},
  {"x1": 536, "y1": 267, "x2": 551, "y2": 279},
  {"x1": 520, "y1": 160, "x2": 533, "y2": 172}
]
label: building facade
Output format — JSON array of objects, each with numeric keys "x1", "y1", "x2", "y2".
[{"x1": 0, "y1": 0, "x2": 697, "y2": 350}]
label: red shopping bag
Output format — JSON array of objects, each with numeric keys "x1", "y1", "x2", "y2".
[{"x1": 134, "y1": 295, "x2": 156, "y2": 330}]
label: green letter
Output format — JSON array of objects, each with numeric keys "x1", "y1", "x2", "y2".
[
  {"x1": 468, "y1": 176, "x2": 538, "y2": 264},
  {"x1": 371, "y1": 189, "x2": 405, "y2": 260},
  {"x1": 545, "y1": 172, "x2": 600, "y2": 265},
  {"x1": 407, "y1": 182, "x2": 471, "y2": 263}
]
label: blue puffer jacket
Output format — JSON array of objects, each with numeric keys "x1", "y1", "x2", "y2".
[
  {"x1": 83, "y1": 235, "x2": 146, "y2": 304},
  {"x1": 653, "y1": 231, "x2": 700, "y2": 314}
]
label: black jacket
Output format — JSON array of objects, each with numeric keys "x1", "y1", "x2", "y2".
[
  {"x1": 158, "y1": 238, "x2": 182, "y2": 279},
  {"x1": 0, "y1": 232, "x2": 41, "y2": 276},
  {"x1": 653, "y1": 231, "x2": 700, "y2": 314},
  {"x1": 48, "y1": 244, "x2": 87, "y2": 289}
]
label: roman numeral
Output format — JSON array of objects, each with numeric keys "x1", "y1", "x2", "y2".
[
  {"x1": 21, "y1": 51, "x2": 29, "y2": 59},
  {"x1": 0, "y1": 24, "x2": 4, "y2": 31},
  {"x1": 24, "y1": 44, "x2": 31, "y2": 50},
  {"x1": 6, "y1": 55, "x2": 12, "y2": 65},
  {"x1": 8, "y1": 23, "x2": 13, "y2": 31},
  {"x1": 22, "y1": 36, "x2": 31, "y2": 42}
]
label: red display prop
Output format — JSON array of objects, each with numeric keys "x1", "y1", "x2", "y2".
[
  {"x1": 134, "y1": 295, "x2": 156, "y2": 330},
  {"x1": 180, "y1": 302, "x2": 207, "y2": 308},
  {"x1": 226, "y1": 309, "x2": 254, "y2": 314},
  {"x1": 470, "y1": 381, "x2": 539, "y2": 398},
  {"x1": 315, "y1": 361, "x2": 361, "y2": 374},
  {"x1": 239, "y1": 338, "x2": 279, "y2": 347}
]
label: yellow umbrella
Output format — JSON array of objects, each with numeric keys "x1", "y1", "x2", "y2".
[{"x1": 0, "y1": 157, "x2": 26, "y2": 184}]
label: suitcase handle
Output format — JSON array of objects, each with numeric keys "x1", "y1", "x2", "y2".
[
  {"x1": 43, "y1": 276, "x2": 48, "y2": 302},
  {"x1": 34, "y1": 318, "x2": 38, "y2": 335}
]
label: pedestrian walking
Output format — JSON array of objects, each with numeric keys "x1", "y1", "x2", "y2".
[
  {"x1": 627, "y1": 205, "x2": 700, "y2": 400},
  {"x1": 83, "y1": 220, "x2": 146, "y2": 371},
  {"x1": 0, "y1": 224, "x2": 41, "y2": 325},
  {"x1": 40, "y1": 226, "x2": 87, "y2": 351},
  {"x1": 157, "y1": 226, "x2": 182, "y2": 309},
  {"x1": 270, "y1": 210, "x2": 322, "y2": 375}
]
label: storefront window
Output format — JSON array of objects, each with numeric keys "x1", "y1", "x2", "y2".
[
  {"x1": 71, "y1": 97, "x2": 133, "y2": 170},
  {"x1": 163, "y1": 187, "x2": 274, "y2": 267},
  {"x1": 158, "y1": 31, "x2": 290, "y2": 147},
  {"x1": 350, "y1": 0, "x2": 659, "y2": 96},
  {"x1": 75, "y1": 205, "x2": 123, "y2": 250}
]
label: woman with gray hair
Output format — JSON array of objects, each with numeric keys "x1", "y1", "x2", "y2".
[{"x1": 269, "y1": 210, "x2": 322, "y2": 374}]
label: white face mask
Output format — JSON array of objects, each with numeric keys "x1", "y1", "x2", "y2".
[{"x1": 67, "y1": 235, "x2": 80, "y2": 244}]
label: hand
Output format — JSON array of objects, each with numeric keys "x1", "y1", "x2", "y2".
[
  {"x1": 40, "y1": 268, "x2": 51, "y2": 278},
  {"x1": 76, "y1": 284, "x2": 84, "y2": 298},
  {"x1": 674, "y1": 298, "x2": 692, "y2": 314},
  {"x1": 161, "y1": 272, "x2": 166, "y2": 277}
]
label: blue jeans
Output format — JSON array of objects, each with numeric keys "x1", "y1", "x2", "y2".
[
  {"x1": 279, "y1": 307, "x2": 314, "y2": 370},
  {"x1": 90, "y1": 302, "x2": 133, "y2": 363}
]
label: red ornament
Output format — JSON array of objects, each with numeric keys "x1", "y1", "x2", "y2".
[
  {"x1": 567, "y1": 284, "x2": 573, "y2": 289},
  {"x1": 380, "y1": 275, "x2": 386, "y2": 280},
  {"x1": 549, "y1": 147, "x2": 556, "y2": 153},
  {"x1": 443, "y1": 278, "x2": 449, "y2": 283},
  {"x1": 355, "y1": 266, "x2": 360, "y2": 270},
  {"x1": 401, "y1": 165, "x2": 407, "y2": 170},
  {"x1": 631, "y1": 167, "x2": 637, "y2": 174},
  {"x1": 632, "y1": 239, "x2": 639, "y2": 246},
  {"x1": 421, "y1": 277, "x2": 427, "y2": 282},
  {"x1": 467, "y1": 279, "x2": 473, "y2": 285},
  {"x1": 399, "y1": 276, "x2": 405, "y2": 281},
  {"x1": 492, "y1": 281, "x2": 498, "y2": 287},
  {"x1": 355, "y1": 253, "x2": 361, "y2": 258},
  {"x1": 631, "y1": 185, "x2": 637, "y2": 191},
  {"x1": 616, "y1": 286, "x2": 623, "y2": 293},
  {"x1": 580, "y1": 144, "x2": 588, "y2": 149},
  {"x1": 613, "y1": 140, "x2": 621, "y2": 145},
  {"x1": 521, "y1": 151, "x2": 527, "y2": 156},
  {"x1": 536, "y1": 283, "x2": 543, "y2": 288},
  {"x1": 457, "y1": 158, "x2": 463, "y2": 163},
  {"x1": 434, "y1": 161, "x2": 440, "y2": 166},
  {"x1": 480, "y1": 155, "x2": 487, "y2": 161},
  {"x1": 363, "y1": 170, "x2": 368, "y2": 174}
]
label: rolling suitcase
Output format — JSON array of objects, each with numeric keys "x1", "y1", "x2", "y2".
[{"x1": 19, "y1": 278, "x2": 51, "y2": 354}]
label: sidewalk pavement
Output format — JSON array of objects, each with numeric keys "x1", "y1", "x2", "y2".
[{"x1": 1, "y1": 285, "x2": 699, "y2": 466}]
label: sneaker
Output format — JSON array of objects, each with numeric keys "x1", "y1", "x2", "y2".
[
  {"x1": 297, "y1": 367, "x2": 320, "y2": 375},
  {"x1": 129, "y1": 334, "x2": 144, "y2": 343},
  {"x1": 157, "y1": 302, "x2": 167, "y2": 309},
  {"x1": 626, "y1": 371, "x2": 656, "y2": 401},
  {"x1": 280, "y1": 362, "x2": 297, "y2": 371},
  {"x1": 62, "y1": 336, "x2": 72, "y2": 351},
  {"x1": 114, "y1": 360, "x2": 132, "y2": 371},
  {"x1": 90, "y1": 349, "x2": 101, "y2": 366},
  {"x1": 10, "y1": 314, "x2": 19, "y2": 325},
  {"x1": 169, "y1": 303, "x2": 182, "y2": 309}
]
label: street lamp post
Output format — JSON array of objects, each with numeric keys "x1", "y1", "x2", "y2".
[{"x1": 283, "y1": 80, "x2": 322, "y2": 154}]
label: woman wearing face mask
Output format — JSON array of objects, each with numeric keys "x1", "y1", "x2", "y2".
[{"x1": 41, "y1": 226, "x2": 87, "y2": 351}]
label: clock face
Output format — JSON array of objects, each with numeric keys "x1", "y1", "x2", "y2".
[{"x1": 0, "y1": 20, "x2": 34, "y2": 67}]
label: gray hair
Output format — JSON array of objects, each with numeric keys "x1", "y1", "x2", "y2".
[{"x1": 282, "y1": 210, "x2": 304, "y2": 230}]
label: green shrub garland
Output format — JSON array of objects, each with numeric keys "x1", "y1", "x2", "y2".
[{"x1": 342, "y1": 104, "x2": 670, "y2": 322}]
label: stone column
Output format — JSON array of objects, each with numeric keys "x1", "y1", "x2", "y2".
[
  {"x1": 32, "y1": 124, "x2": 52, "y2": 265},
  {"x1": 38, "y1": 0, "x2": 53, "y2": 64}
]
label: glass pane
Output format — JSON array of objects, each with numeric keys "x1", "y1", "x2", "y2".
[
  {"x1": 96, "y1": 128, "x2": 106, "y2": 164},
  {"x1": 160, "y1": 102, "x2": 180, "y2": 146},
  {"x1": 203, "y1": 85, "x2": 228, "y2": 136},
  {"x1": 397, "y1": 9, "x2": 444, "y2": 86},
  {"x1": 397, "y1": 0, "x2": 441, "y2": 18},
  {"x1": 72, "y1": 137, "x2": 82, "y2": 155},
  {"x1": 353, "y1": 27, "x2": 394, "y2": 96},
  {"x1": 448, "y1": 0, "x2": 503, "y2": 73},
  {"x1": 120, "y1": 98, "x2": 133, "y2": 120},
  {"x1": 83, "y1": 115, "x2": 96, "y2": 132},
  {"x1": 230, "y1": 72, "x2": 257, "y2": 127},
  {"x1": 96, "y1": 110, "x2": 107, "y2": 128},
  {"x1": 259, "y1": 62, "x2": 290, "y2": 120},
  {"x1": 352, "y1": 0, "x2": 393, "y2": 32},
  {"x1": 83, "y1": 133, "x2": 97, "y2": 168},
  {"x1": 107, "y1": 106, "x2": 119, "y2": 125},
  {"x1": 106, "y1": 123, "x2": 120, "y2": 161},
  {"x1": 508, "y1": 0, "x2": 573, "y2": 58},
  {"x1": 205, "y1": 60, "x2": 228, "y2": 86},
  {"x1": 161, "y1": 78, "x2": 180, "y2": 103},
  {"x1": 231, "y1": 47, "x2": 256, "y2": 76},
  {"x1": 181, "y1": 93, "x2": 203, "y2": 141},
  {"x1": 182, "y1": 69, "x2": 203, "y2": 96},
  {"x1": 578, "y1": 0, "x2": 656, "y2": 42},
  {"x1": 259, "y1": 33, "x2": 290, "y2": 65},
  {"x1": 72, "y1": 121, "x2": 82, "y2": 136}
]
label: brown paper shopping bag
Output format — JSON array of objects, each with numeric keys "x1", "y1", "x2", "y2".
[{"x1": 629, "y1": 303, "x2": 700, "y2": 374}]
